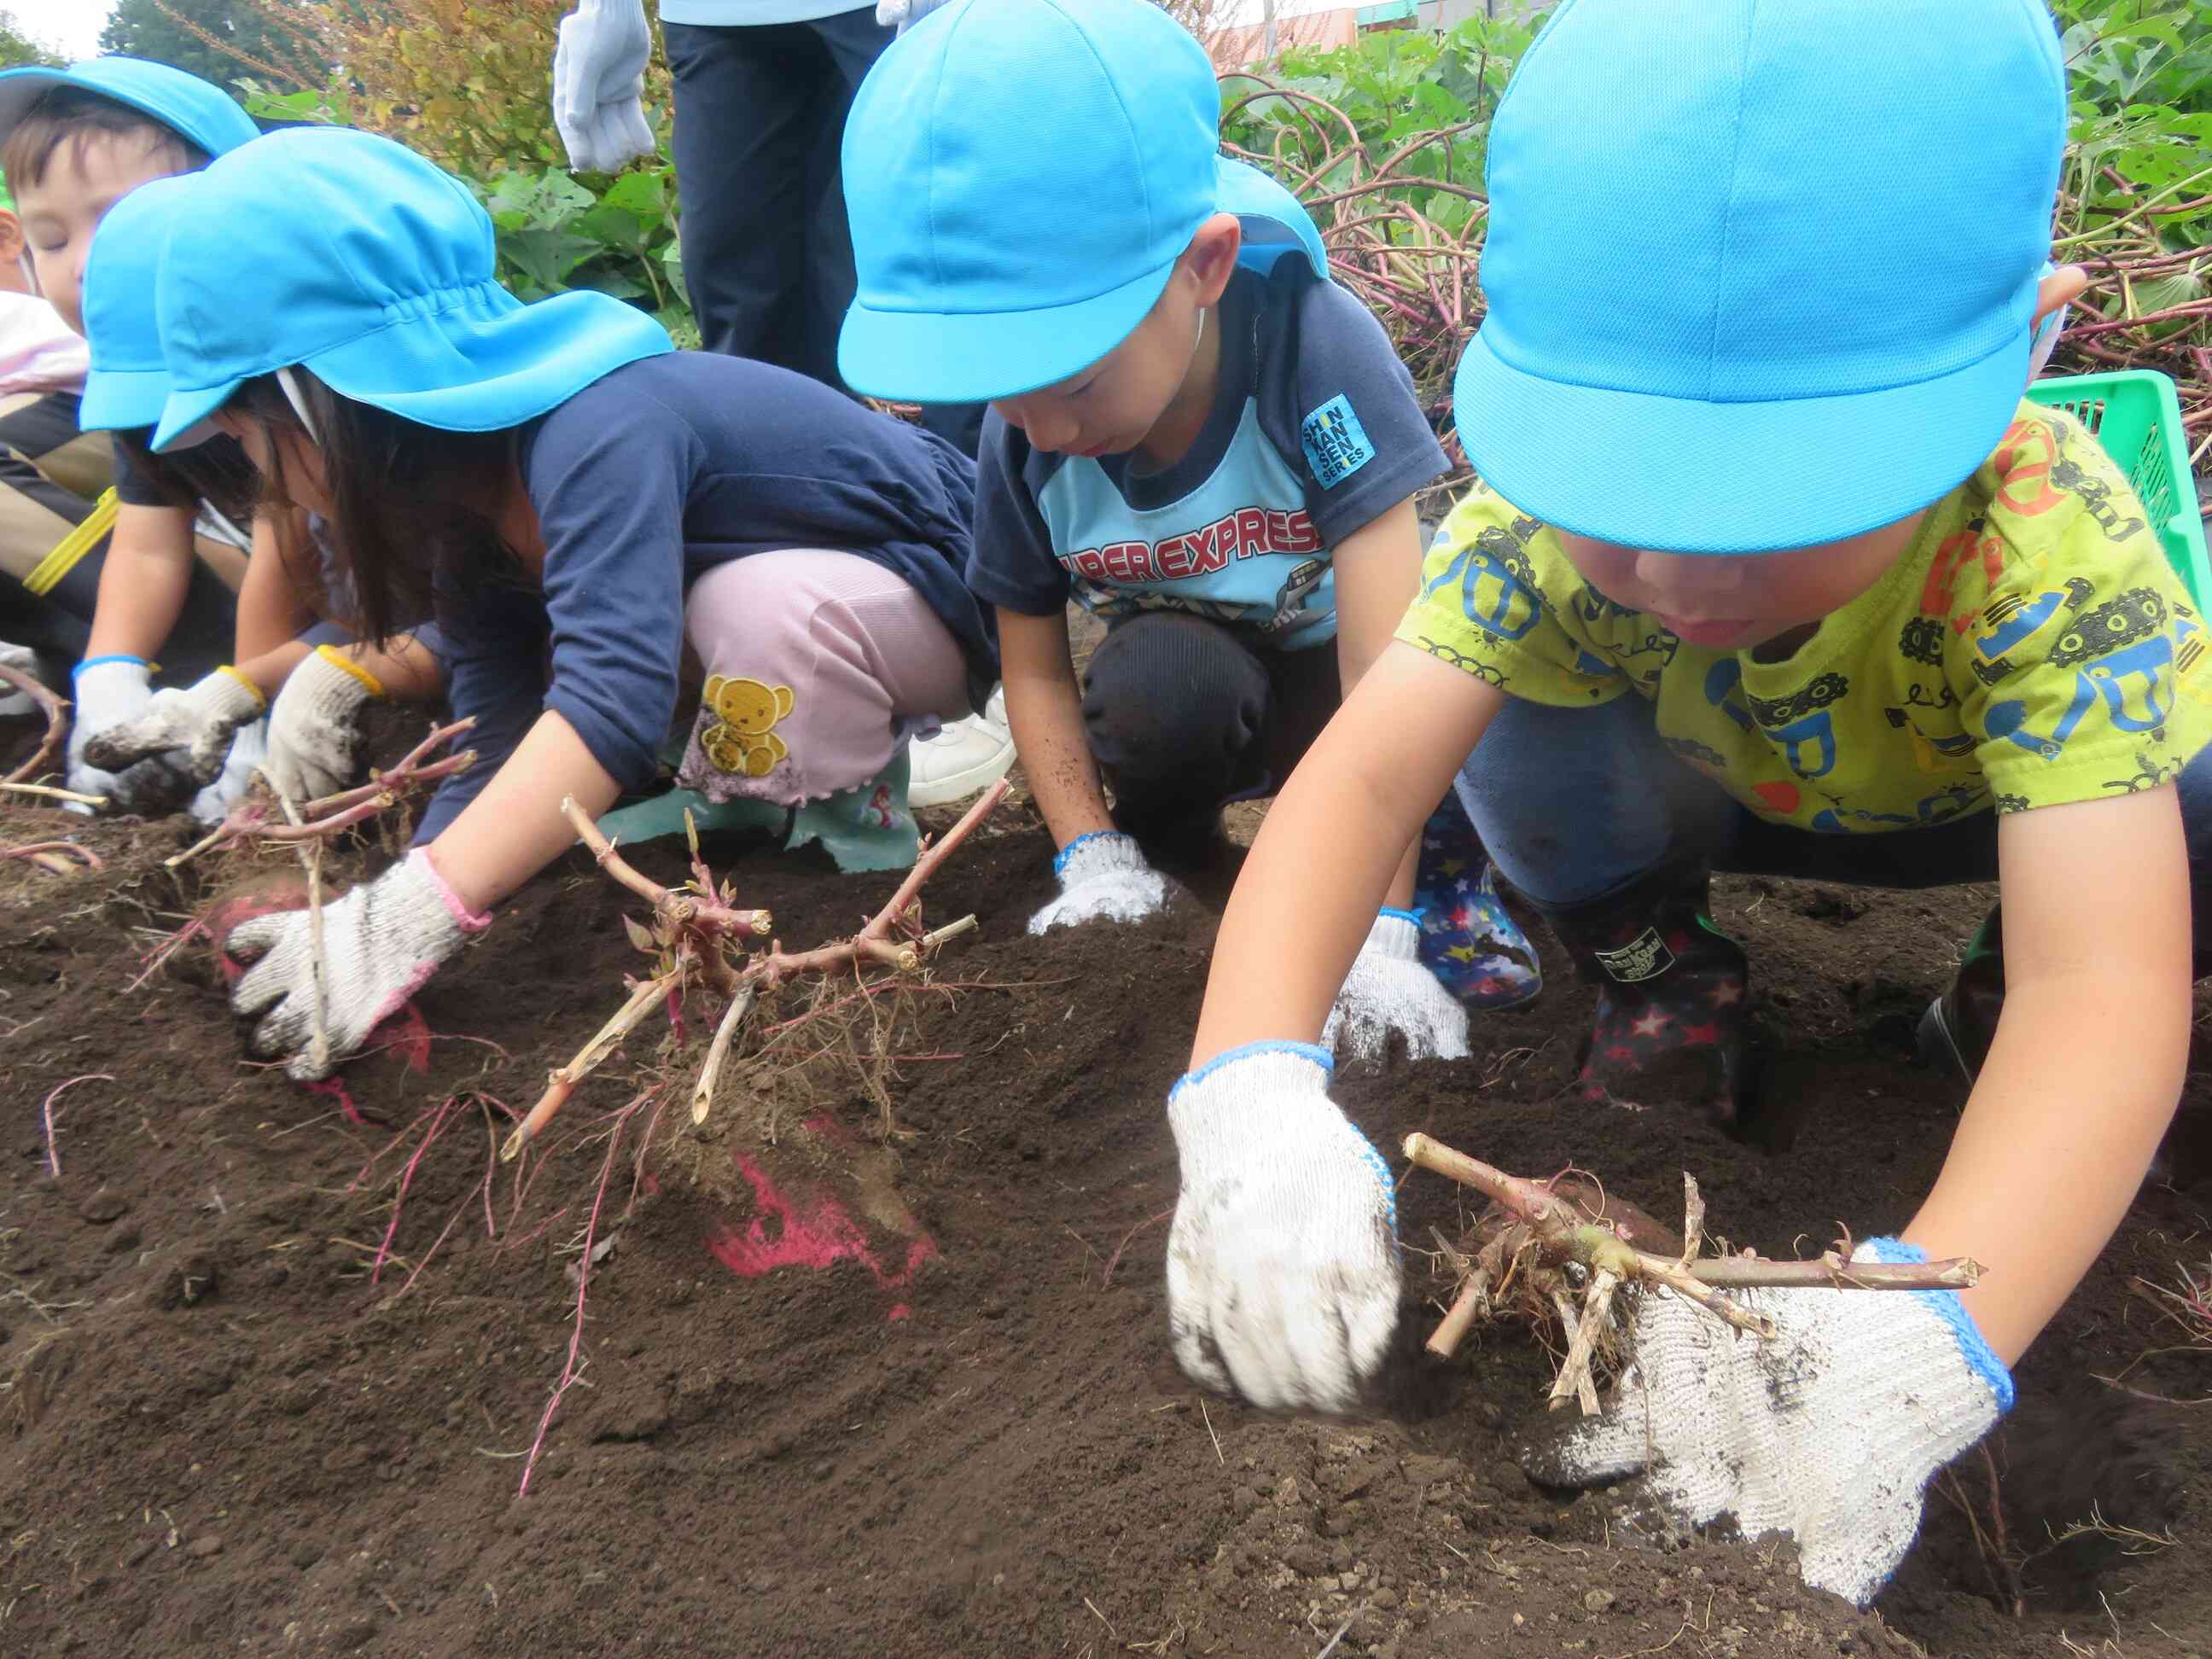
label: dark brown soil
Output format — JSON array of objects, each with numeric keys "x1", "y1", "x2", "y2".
[{"x1": 1, "y1": 772, "x2": 2209, "y2": 1658}]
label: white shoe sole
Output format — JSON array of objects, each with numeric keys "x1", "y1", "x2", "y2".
[{"x1": 909, "y1": 737, "x2": 1016, "y2": 808}]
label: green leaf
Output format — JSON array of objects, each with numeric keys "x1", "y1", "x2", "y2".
[
  {"x1": 601, "y1": 170, "x2": 669, "y2": 224},
  {"x1": 575, "y1": 202, "x2": 650, "y2": 254},
  {"x1": 579, "y1": 271, "x2": 649, "y2": 302},
  {"x1": 498, "y1": 227, "x2": 600, "y2": 291}
]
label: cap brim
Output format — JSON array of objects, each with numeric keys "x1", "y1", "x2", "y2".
[
  {"x1": 0, "y1": 63, "x2": 259, "y2": 159},
  {"x1": 1451, "y1": 329, "x2": 2036, "y2": 555},
  {"x1": 0, "y1": 70, "x2": 70, "y2": 143},
  {"x1": 1216, "y1": 156, "x2": 1328, "y2": 282},
  {"x1": 149, "y1": 379, "x2": 235, "y2": 452},
  {"x1": 841, "y1": 255, "x2": 1172, "y2": 406},
  {"x1": 154, "y1": 288, "x2": 673, "y2": 449},
  {"x1": 79, "y1": 364, "x2": 172, "y2": 434}
]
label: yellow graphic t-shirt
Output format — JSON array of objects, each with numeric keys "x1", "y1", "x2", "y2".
[{"x1": 1398, "y1": 400, "x2": 2212, "y2": 830}]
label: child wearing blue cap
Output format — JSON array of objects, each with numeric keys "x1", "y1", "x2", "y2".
[
  {"x1": 1162, "y1": 0, "x2": 2207, "y2": 1608},
  {"x1": 0, "y1": 56, "x2": 269, "y2": 818},
  {"x1": 68, "y1": 173, "x2": 452, "y2": 809},
  {"x1": 137, "y1": 128, "x2": 994, "y2": 1081},
  {"x1": 839, "y1": 0, "x2": 1539, "y2": 1062}
]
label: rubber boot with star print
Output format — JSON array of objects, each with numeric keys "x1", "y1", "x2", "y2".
[
  {"x1": 1415, "y1": 793, "x2": 1542, "y2": 1009},
  {"x1": 1533, "y1": 862, "x2": 1751, "y2": 1126}
]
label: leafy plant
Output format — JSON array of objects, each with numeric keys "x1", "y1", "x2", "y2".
[
  {"x1": 230, "y1": 3, "x2": 696, "y2": 344},
  {"x1": 475, "y1": 164, "x2": 695, "y2": 346}
]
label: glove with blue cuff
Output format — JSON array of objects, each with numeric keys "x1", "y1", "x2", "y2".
[
  {"x1": 1166, "y1": 1043, "x2": 1400, "y2": 1412},
  {"x1": 1324, "y1": 908, "x2": 1472, "y2": 1062},
  {"x1": 1027, "y1": 830, "x2": 1171, "y2": 934},
  {"x1": 1522, "y1": 1237, "x2": 2010, "y2": 1607}
]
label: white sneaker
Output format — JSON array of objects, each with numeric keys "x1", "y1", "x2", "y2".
[{"x1": 909, "y1": 685, "x2": 1014, "y2": 807}]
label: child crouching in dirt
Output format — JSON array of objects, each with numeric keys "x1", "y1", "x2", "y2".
[
  {"x1": 838, "y1": 0, "x2": 1541, "y2": 1063},
  {"x1": 130, "y1": 128, "x2": 995, "y2": 1082},
  {"x1": 69, "y1": 170, "x2": 450, "y2": 807},
  {"x1": 0, "y1": 55, "x2": 269, "y2": 818},
  {"x1": 1163, "y1": 0, "x2": 2206, "y2": 1610}
]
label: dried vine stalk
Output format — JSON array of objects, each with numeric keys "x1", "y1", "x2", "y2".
[
  {"x1": 503, "y1": 777, "x2": 1009, "y2": 1160},
  {"x1": 166, "y1": 717, "x2": 478, "y2": 869},
  {"x1": 0, "y1": 660, "x2": 70, "y2": 789},
  {"x1": 1403, "y1": 1132, "x2": 1982, "y2": 1413}
]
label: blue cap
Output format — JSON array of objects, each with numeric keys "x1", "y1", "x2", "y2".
[
  {"x1": 839, "y1": 0, "x2": 1329, "y2": 405},
  {"x1": 148, "y1": 128, "x2": 673, "y2": 451},
  {"x1": 0, "y1": 56, "x2": 259, "y2": 166},
  {"x1": 79, "y1": 171, "x2": 196, "y2": 433},
  {"x1": 1452, "y1": 0, "x2": 2066, "y2": 555}
]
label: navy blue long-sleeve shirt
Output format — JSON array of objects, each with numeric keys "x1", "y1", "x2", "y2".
[{"x1": 414, "y1": 352, "x2": 996, "y2": 841}]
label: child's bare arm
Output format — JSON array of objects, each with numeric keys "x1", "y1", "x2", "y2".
[
  {"x1": 1191, "y1": 640, "x2": 1504, "y2": 1063},
  {"x1": 1329, "y1": 497, "x2": 1426, "y2": 911},
  {"x1": 430, "y1": 709, "x2": 623, "y2": 912},
  {"x1": 233, "y1": 510, "x2": 317, "y2": 662},
  {"x1": 1904, "y1": 784, "x2": 2192, "y2": 1365},
  {"x1": 997, "y1": 605, "x2": 1116, "y2": 848},
  {"x1": 83, "y1": 503, "x2": 196, "y2": 661}
]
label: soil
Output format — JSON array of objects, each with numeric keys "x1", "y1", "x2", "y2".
[{"x1": 2, "y1": 758, "x2": 2211, "y2": 1658}]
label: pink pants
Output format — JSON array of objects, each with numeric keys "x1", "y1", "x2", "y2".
[{"x1": 677, "y1": 549, "x2": 972, "y2": 806}]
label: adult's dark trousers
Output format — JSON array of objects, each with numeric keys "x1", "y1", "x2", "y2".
[{"x1": 663, "y1": 12, "x2": 986, "y2": 457}]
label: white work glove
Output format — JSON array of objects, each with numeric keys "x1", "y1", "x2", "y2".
[
  {"x1": 229, "y1": 847, "x2": 490, "y2": 1081},
  {"x1": 83, "y1": 664, "x2": 263, "y2": 786},
  {"x1": 0, "y1": 642, "x2": 38, "y2": 718},
  {"x1": 551, "y1": 0, "x2": 657, "y2": 175},
  {"x1": 267, "y1": 645, "x2": 380, "y2": 804},
  {"x1": 1166, "y1": 1043, "x2": 1400, "y2": 1412},
  {"x1": 876, "y1": 0, "x2": 955, "y2": 32},
  {"x1": 1323, "y1": 908, "x2": 1472, "y2": 1062},
  {"x1": 189, "y1": 717, "x2": 267, "y2": 828},
  {"x1": 1523, "y1": 1237, "x2": 2011, "y2": 1608},
  {"x1": 67, "y1": 656, "x2": 198, "y2": 816},
  {"x1": 1027, "y1": 830, "x2": 1169, "y2": 934}
]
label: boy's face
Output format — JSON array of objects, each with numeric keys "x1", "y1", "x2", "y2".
[
  {"x1": 15, "y1": 129, "x2": 189, "y2": 336},
  {"x1": 1554, "y1": 512, "x2": 1927, "y2": 653},
  {"x1": 989, "y1": 214, "x2": 1241, "y2": 460}
]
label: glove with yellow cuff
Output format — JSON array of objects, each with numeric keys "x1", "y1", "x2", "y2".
[
  {"x1": 84, "y1": 661, "x2": 265, "y2": 788},
  {"x1": 266, "y1": 644, "x2": 383, "y2": 803}
]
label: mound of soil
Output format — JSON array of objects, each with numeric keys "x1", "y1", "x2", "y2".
[{"x1": 1, "y1": 780, "x2": 2209, "y2": 1658}]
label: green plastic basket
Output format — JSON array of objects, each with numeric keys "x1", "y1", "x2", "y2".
[{"x1": 2023, "y1": 369, "x2": 2209, "y2": 610}]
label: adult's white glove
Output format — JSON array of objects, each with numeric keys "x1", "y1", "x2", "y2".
[
  {"x1": 1522, "y1": 1237, "x2": 2011, "y2": 1608},
  {"x1": 229, "y1": 847, "x2": 490, "y2": 1080},
  {"x1": 551, "y1": 0, "x2": 658, "y2": 175},
  {"x1": 1166, "y1": 1043, "x2": 1400, "y2": 1412},
  {"x1": 267, "y1": 645, "x2": 381, "y2": 804},
  {"x1": 67, "y1": 656, "x2": 197, "y2": 816},
  {"x1": 1324, "y1": 908, "x2": 1471, "y2": 1062},
  {"x1": 876, "y1": 0, "x2": 955, "y2": 32},
  {"x1": 1028, "y1": 830, "x2": 1169, "y2": 934},
  {"x1": 83, "y1": 664, "x2": 262, "y2": 785}
]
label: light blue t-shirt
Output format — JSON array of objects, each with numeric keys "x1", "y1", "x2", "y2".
[
  {"x1": 659, "y1": 0, "x2": 868, "y2": 24},
  {"x1": 969, "y1": 263, "x2": 1449, "y2": 651}
]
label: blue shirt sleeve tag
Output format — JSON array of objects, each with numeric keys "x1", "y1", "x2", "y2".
[{"x1": 1300, "y1": 393, "x2": 1376, "y2": 490}]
